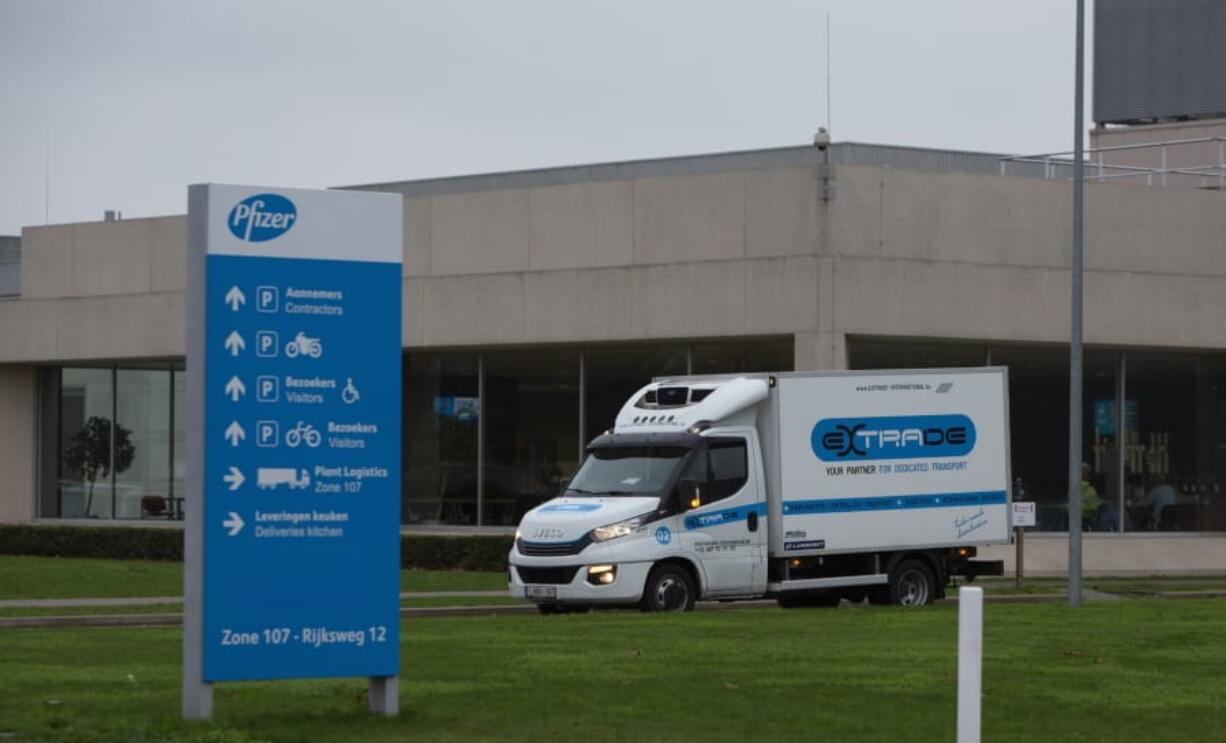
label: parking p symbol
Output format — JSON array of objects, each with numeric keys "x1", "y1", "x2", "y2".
[
  {"x1": 257, "y1": 375, "x2": 279, "y2": 403},
  {"x1": 256, "y1": 330, "x2": 279, "y2": 358},
  {"x1": 257, "y1": 286, "x2": 279, "y2": 313}
]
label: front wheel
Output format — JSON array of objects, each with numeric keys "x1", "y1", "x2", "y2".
[{"x1": 640, "y1": 564, "x2": 696, "y2": 613}]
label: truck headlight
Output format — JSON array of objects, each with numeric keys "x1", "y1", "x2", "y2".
[{"x1": 590, "y1": 513, "x2": 651, "y2": 543}]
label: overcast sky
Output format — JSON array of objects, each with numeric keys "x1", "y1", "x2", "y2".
[{"x1": 0, "y1": 0, "x2": 1092, "y2": 235}]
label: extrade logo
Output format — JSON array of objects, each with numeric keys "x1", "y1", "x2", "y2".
[
  {"x1": 228, "y1": 194, "x2": 297, "y2": 243},
  {"x1": 811, "y1": 414, "x2": 976, "y2": 461}
]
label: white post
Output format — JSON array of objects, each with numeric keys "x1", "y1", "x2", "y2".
[{"x1": 957, "y1": 586, "x2": 983, "y2": 743}]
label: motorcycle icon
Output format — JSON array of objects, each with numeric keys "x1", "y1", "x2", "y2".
[
  {"x1": 285, "y1": 421, "x2": 322, "y2": 448},
  {"x1": 285, "y1": 332, "x2": 323, "y2": 358},
  {"x1": 342, "y1": 377, "x2": 360, "y2": 404}
]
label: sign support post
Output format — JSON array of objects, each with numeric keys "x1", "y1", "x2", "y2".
[{"x1": 184, "y1": 184, "x2": 402, "y2": 719}]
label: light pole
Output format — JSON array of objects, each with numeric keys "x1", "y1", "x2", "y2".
[{"x1": 1068, "y1": 0, "x2": 1086, "y2": 608}]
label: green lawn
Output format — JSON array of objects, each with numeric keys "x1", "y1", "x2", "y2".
[
  {"x1": 0, "y1": 556, "x2": 505, "y2": 600},
  {"x1": 2, "y1": 600, "x2": 1225, "y2": 741}
]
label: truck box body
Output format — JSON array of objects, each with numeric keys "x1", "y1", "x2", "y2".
[{"x1": 764, "y1": 369, "x2": 1011, "y2": 557}]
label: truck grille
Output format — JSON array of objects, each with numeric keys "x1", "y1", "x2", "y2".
[
  {"x1": 515, "y1": 565, "x2": 580, "y2": 585},
  {"x1": 517, "y1": 535, "x2": 591, "y2": 557}
]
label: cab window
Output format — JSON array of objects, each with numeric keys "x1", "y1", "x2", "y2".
[
  {"x1": 707, "y1": 438, "x2": 748, "y2": 500},
  {"x1": 677, "y1": 437, "x2": 748, "y2": 508}
]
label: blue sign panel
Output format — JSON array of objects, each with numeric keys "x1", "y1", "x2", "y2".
[{"x1": 199, "y1": 187, "x2": 401, "y2": 682}]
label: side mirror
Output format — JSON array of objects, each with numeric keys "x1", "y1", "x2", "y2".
[{"x1": 676, "y1": 479, "x2": 703, "y2": 511}]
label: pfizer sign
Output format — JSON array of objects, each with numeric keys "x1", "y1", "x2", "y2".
[{"x1": 227, "y1": 194, "x2": 297, "y2": 242}]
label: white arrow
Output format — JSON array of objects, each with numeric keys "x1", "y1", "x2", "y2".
[
  {"x1": 222, "y1": 466, "x2": 245, "y2": 491},
  {"x1": 224, "y1": 421, "x2": 246, "y2": 447},
  {"x1": 224, "y1": 375, "x2": 246, "y2": 402},
  {"x1": 224, "y1": 286, "x2": 246, "y2": 312},
  {"x1": 223, "y1": 331, "x2": 246, "y2": 357},
  {"x1": 223, "y1": 511, "x2": 245, "y2": 537}
]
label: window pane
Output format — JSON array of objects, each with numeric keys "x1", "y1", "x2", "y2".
[
  {"x1": 59, "y1": 368, "x2": 115, "y2": 519},
  {"x1": 990, "y1": 347, "x2": 1067, "y2": 532},
  {"x1": 485, "y1": 349, "x2": 579, "y2": 526},
  {"x1": 1083, "y1": 352, "x2": 1121, "y2": 531},
  {"x1": 584, "y1": 345, "x2": 687, "y2": 442},
  {"x1": 114, "y1": 368, "x2": 173, "y2": 520},
  {"x1": 692, "y1": 338, "x2": 793, "y2": 374},
  {"x1": 1124, "y1": 353, "x2": 1222, "y2": 531},
  {"x1": 404, "y1": 353, "x2": 479, "y2": 525},
  {"x1": 172, "y1": 369, "x2": 186, "y2": 516},
  {"x1": 708, "y1": 439, "x2": 748, "y2": 500}
]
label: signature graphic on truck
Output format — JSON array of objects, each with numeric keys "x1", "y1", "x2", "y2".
[
  {"x1": 811, "y1": 414, "x2": 976, "y2": 461},
  {"x1": 955, "y1": 508, "x2": 989, "y2": 538},
  {"x1": 256, "y1": 467, "x2": 311, "y2": 490}
]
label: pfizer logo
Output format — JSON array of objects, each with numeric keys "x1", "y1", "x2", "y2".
[
  {"x1": 228, "y1": 194, "x2": 297, "y2": 243},
  {"x1": 655, "y1": 526, "x2": 672, "y2": 545}
]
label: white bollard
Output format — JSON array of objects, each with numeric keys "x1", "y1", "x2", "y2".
[{"x1": 957, "y1": 586, "x2": 983, "y2": 743}]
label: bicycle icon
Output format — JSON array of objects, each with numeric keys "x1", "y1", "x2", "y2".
[
  {"x1": 284, "y1": 332, "x2": 323, "y2": 358},
  {"x1": 342, "y1": 377, "x2": 360, "y2": 404},
  {"x1": 285, "y1": 421, "x2": 322, "y2": 448}
]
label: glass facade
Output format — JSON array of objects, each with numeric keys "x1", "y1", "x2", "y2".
[
  {"x1": 400, "y1": 338, "x2": 793, "y2": 525},
  {"x1": 848, "y1": 338, "x2": 1226, "y2": 533},
  {"x1": 36, "y1": 338, "x2": 1226, "y2": 532},
  {"x1": 45, "y1": 364, "x2": 184, "y2": 519}
]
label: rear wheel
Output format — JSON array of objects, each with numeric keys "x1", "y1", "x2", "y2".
[
  {"x1": 887, "y1": 559, "x2": 936, "y2": 607},
  {"x1": 640, "y1": 564, "x2": 697, "y2": 613}
]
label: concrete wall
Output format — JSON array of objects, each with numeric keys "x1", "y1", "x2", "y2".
[
  {"x1": 828, "y1": 165, "x2": 1226, "y2": 350},
  {"x1": 0, "y1": 366, "x2": 37, "y2": 522},
  {"x1": 2, "y1": 159, "x2": 1225, "y2": 367}
]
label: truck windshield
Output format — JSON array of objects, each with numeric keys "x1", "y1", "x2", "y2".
[{"x1": 567, "y1": 446, "x2": 688, "y2": 496}]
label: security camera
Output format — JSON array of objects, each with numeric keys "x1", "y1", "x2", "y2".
[{"x1": 813, "y1": 127, "x2": 830, "y2": 151}]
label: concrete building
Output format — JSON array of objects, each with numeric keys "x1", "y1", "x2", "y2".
[{"x1": 3, "y1": 136, "x2": 1226, "y2": 574}]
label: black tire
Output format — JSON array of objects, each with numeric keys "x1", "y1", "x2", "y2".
[
  {"x1": 887, "y1": 559, "x2": 937, "y2": 607},
  {"x1": 777, "y1": 591, "x2": 841, "y2": 609},
  {"x1": 640, "y1": 564, "x2": 697, "y2": 613}
]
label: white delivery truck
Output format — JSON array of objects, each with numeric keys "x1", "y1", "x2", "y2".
[{"x1": 508, "y1": 369, "x2": 1010, "y2": 612}]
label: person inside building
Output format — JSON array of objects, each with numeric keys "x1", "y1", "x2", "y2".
[
  {"x1": 1080, "y1": 463, "x2": 1104, "y2": 530},
  {"x1": 1138, "y1": 475, "x2": 1177, "y2": 530}
]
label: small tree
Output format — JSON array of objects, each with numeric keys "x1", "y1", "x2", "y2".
[{"x1": 63, "y1": 416, "x2": 135, "y2": 516}]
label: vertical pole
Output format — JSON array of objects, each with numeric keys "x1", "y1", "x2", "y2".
[
  {"x1": 957, "y1": 586, "x2": 983, "y2": 743},
  {"x1": 368, "y1": 675, "x2": 399, "y2": 716},
  {"x1": 476, "y1": 354, "x2": 484, "y2": 526},
  {"x1": 1116, "y1": 353, "x2": 1126, "y2": 533},
  {"x1": 183, "y1": 185, "x2": 213, "y2": 720},
  {"x1": 1014, "y1": 527, "x2": 1024, "y2": 590},
  {"x1": 1068, "y1": 0, "x2": 1086, "y2": 609}
]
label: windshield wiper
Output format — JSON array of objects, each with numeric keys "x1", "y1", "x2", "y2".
[{"x1": 566, "y1": 488, "x2": 601, "y2": 495}]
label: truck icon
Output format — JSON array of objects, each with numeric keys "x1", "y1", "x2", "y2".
[{"x1": 256, "y1": 467, "x2": 311, "y2": 490}]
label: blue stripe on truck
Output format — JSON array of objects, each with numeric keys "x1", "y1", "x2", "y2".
[
  {"x1": 783, "y1": 491, "x2": 1006, "y2": 516},
  {"x1": 683, "y1": 502, "x2": 768, "y2": 531}
]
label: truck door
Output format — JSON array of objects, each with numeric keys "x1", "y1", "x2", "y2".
[{"x1": 677, "y1": 433, "x2": 768, "y2": 597}]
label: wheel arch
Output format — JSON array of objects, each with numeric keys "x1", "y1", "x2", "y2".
[{"x1": 650, "y1": 557, "x2": 704, "y2": 598}]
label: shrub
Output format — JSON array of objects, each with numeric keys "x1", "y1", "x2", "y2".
[{"x1": 0, "y1": 524, "x2": 513, "y2": 571}]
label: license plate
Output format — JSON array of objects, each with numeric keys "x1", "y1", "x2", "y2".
[{"x1": 524, "y1": 585, "x2": 557, "y2": 600}]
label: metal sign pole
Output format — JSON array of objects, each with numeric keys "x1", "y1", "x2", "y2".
[{"x1": 1068, "y1": 0, "x2": 1086, "y2": 608}]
